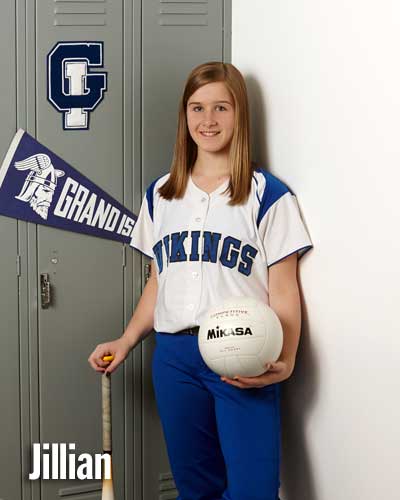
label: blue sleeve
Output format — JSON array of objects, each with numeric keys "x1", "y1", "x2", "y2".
[{"x1": 256, "y1": 170, "x2": 314, "y2": 268}]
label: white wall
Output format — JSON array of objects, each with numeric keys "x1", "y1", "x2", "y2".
[{"x1": 232, "y1": 1, "x2": 400, "y2": 499}]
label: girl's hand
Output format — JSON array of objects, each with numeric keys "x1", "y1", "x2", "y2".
[
  {"x1": 220, "y1": 359, "x2": 294, "y2": 389},
  {"x1": 88, "y1": 337, "x2": 131, "y2": 374}
]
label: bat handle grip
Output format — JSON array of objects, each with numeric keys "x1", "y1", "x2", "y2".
[{"x1": 102, "y1": 372, "x2": 112, "y2": 452}]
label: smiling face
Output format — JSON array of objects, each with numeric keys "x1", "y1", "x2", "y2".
[{"x1": 186, "y1": 81, "x2": 235, "y2": 155}]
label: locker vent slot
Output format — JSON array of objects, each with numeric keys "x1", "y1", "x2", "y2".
[
  {"x1": 54, "y1": 0, "x2": 107, "y2": 26},
  {"x1": 159, "y1": 0, "x2": 208, "y2": 27},
  {"x1": 58, "y1": 481, "x2": 101, "y2": 496},
  {"x1": 158, "y1": 471, "x2": 178, "y2": 500},
  {"x1": 160, "y1": 0, "x2": 208, "y2": 2}
]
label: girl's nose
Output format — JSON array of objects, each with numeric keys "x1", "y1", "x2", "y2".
[{"x1": 202, "y1": 111, "x2": 217, "y2": 126}]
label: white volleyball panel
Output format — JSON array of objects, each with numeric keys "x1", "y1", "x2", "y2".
[
  {"x1": 259, "y1": 332, "x2": 283, "y2": 364},
  {"x1": 226, "y1": 356, "x2": 266, "y2": 378},
  {"x1": 206, "y1": 358, "x2": 230, "y2": 377}
]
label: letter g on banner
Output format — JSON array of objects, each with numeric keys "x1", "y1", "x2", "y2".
[{"x1": 47, "y1": 41, "x2": 108, "y2": 130}]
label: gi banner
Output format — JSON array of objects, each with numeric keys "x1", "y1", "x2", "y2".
[{"x1": 0, "y1": 129, "x2": 137, "y2": 244}]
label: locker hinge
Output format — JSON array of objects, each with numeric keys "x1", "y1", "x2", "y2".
[
  {"x1": 122, "y1": 245, "x2": 126, "y2": 268},
  {"x1": 16, "y1": 255, "x2": 21, "y2": 277}
]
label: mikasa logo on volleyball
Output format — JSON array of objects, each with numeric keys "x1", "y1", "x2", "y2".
[{"x1": 207, "y1": 325, "x2": 253, "y2": 339}]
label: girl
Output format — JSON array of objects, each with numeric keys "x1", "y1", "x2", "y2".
[{"x1": 88, "y1": 61, "x2": 313, "y2": 500}]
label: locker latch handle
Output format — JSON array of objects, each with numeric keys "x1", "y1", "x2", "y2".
[
  {"x1": 40, "y1": 273, "x2": 51, "y2": 309},
  {"x1": 144, "y1": 263, "x2": 151, "y2": 283}
]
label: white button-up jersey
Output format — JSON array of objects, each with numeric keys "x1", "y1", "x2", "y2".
[{"x1": 130, "y1": 167, "x2": 313, "y2": 334}]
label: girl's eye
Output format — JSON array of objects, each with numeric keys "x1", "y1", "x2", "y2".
[{"x1": 192, "y1": 105, "x2": 227, "y2": 112}]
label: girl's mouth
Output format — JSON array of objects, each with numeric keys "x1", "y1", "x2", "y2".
[{"x1": 200, "y1": 131, "x2": 220, "y2": 137}]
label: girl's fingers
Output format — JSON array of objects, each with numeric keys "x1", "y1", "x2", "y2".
[
  {"x1": 88, "y1": 349, "x2": 111, "y2": 370},
  {"x1": 104, "y1": 354, "x2": 125, "y2": 374},
  {"x1": 222, "y1": 377, "x2": 254, "y2": 389},
  {"x1": 96, "y1": 357, "x2": 109, "y2": 367},
  {"x1": 221, "y1": 374, "x2": 276, "y2": 389}
]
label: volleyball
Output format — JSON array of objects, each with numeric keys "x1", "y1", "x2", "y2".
[{"x1": 198, "y1": 296, "x2": 283, "y2": 378}]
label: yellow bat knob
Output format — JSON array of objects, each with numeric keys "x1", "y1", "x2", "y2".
[{"x1": 102, "y1": 355, "x2": 114, "y2": 362}]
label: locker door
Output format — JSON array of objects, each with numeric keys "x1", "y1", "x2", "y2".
[
  {"x1": 141, "y1": 1, "x2": 230, "y2": 498},
  {"x1": 0, "y1": 1, "x2": 21, "y2": 499},
  {"x1": 142, "y1": 0, "x2": 225, "y2": 188},
  {"x1": 34, "y1": 2, "x2": 126, "y2": 499}
]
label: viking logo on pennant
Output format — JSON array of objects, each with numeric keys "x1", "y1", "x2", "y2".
[
  {"x1": 14, "y1": 154, "x2": 65, "y2": 220},
  {"x1": 47, "y1": 41, "x2": 108, "y2": 130}
]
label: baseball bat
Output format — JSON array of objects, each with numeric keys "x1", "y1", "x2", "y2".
[{"x1": 101, "y1": 355, "x2": 115, "y2": 500}]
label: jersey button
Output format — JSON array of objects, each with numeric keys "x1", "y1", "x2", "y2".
[
  {"x1": 186, "y1": 304, "x2": 194, "y2": 310},
  {"x1": 201, "y1": 197, "x2": 207, "y2": 202},
  {"x1": 195, "y1": 217, "x2": 201, "y2": 222},
  {"x1": 192, "y1": 271, "x2": 199, "y2": 279}
]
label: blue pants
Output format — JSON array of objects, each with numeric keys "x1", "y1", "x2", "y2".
[{"x1": 152, "y1": 331, "x2": 282, "y2": 500}]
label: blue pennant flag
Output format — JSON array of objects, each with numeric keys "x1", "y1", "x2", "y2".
[{"x1": 0, "y1": 129, "x2": 137, "y2": 244}]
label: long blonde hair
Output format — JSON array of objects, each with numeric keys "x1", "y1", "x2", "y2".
[{"x1": 158, "y1": 61, "x2": 255, "y2": 205}]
